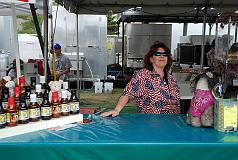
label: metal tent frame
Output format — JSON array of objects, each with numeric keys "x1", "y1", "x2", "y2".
[
  {"x1": 2, "y1": 0, "x2": 238, "y2": 90},
  {"x1": 55, "y1": 0, "x2": 238, "y2": 78}
]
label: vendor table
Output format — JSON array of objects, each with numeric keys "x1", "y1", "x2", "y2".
[{"x1": 0, "y1": 114, "x2": 238, "y2": 160}]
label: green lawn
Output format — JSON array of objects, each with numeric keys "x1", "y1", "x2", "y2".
[{"x1": 79, "y1": 88, "x2": 137, "y2": 114}]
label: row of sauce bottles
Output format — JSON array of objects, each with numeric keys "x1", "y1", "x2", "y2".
[{"x1": 0, "y1": 76, "x2": 80, "y2": 128}]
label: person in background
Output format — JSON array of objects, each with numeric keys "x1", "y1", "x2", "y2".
[
  {"x1": 207, "y1": 39, "x2": 215, "y2": 70},
  {"x1": 227, "y1": 43, "x2": 238, "y2": 86},
  {"x1": 49, "y1": 43, "x2": 72, "y2": 81},
  {"x1": 101, "y1": 41, "x2": 180, "y2": 117}
]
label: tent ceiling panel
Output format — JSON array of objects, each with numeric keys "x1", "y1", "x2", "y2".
[{"x1": 56, "y1": 0, "x2": 238, "y2": 15}]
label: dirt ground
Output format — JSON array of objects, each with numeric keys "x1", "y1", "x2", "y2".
[{"x1": 79, "y1": 88, "x2": 137, "y2": 113}]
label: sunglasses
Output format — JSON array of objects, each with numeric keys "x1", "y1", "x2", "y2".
[{"x1": 152, "y1": 51, "x2": 170, "y2": 57}]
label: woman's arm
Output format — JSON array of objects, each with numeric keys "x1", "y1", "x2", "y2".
[
  {"x1": 101, "y1": 70, "x2": 144, "y2": 117},
  {"x1": 100, "y1": 96, "x2": 129, "y2": 117}
]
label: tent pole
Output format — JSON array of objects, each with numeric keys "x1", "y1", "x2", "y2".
[
  {"x1": 76, "y1": 13, "x2": 80, "y2": 97},
  {"x1": 117, "y1": 22, "x2": 120, "y2": 64},
  {"x1": 11, "y1": 3, "x2": 20, "y2": 84},
  {"x1": 200, "y1": 9, "x2": 207, "y2": 69},
  {"x1": 183, "y1": 23, "x2": 188, "y2": 36},
  {"x1": 122, "y1": 21, "x2": 125, "y2": 77},
  {"x1": 43, "y1": 0, "x2": 49, "y2": 82}
]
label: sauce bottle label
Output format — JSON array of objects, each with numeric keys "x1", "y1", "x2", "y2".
[
  {"x1": 19, "y1": 110, "x2": 29, "y2": 120},
  {"x1": 52, "y1": 105, "x2": 61, "y2": 115},
  {"x1": 29, "y1": 108, "x2": 40, "y2": 118},
  {"x1": 70, "y1": 102, "x2": 80, "y2": 111},
  {"x1": 6, "y1": 112, "x2": 18, "y2": 123},
  {"x1": 0, "y1": 114, "x2": 6, "y2": 124},
  {"x1": 41, "y1": 107, "x2": 52, "y2": 116},
  {"x1": 61, "y1": 104, "x2": 70, "y2": 113}
]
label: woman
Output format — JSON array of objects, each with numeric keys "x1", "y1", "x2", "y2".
[{"x1": 101, "y1": 41, "x2": 180, "y2": 117}]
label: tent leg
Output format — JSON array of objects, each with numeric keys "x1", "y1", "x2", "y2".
[{"x1": 11, "y1": 3, "x2": 21, "y2": 84}]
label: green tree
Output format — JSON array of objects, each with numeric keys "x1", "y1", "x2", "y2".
[
  {"x1": 107, "y1": 10, "x2": 118, "y2": 35},
  {"x1": 17, "y1": 15, "x2": 43, "y2": 34}
]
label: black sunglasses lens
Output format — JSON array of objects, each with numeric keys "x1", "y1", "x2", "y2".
[{"x1": 153, "y1": 52, "x2": 169, "y2": 57}]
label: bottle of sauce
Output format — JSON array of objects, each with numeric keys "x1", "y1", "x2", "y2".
[
  {"x1": 41, "y1": 91, "x2": 52, "y2": 120},
  {"x1": 0, "y1": 102, "x2": 6, "y2": 128},
  {"x1": 36, "y1": 84, "x2": 43, "y2": 105},
  {"x1": 6, "y1": 97, "x2": 18, "y2": 127},
  {"x1": 52, "y1": 92, "x2": 61, "y2": 118},
  {"x1": 19, "y1": 76, "x2": 25, "y2": 94},
  {"x1": 40, "y1": 76, "x2": 46, "y2": 93},
  {"x1": 30, "y1": 77, "x2": 36, "y2": 93},
  {"x1": 1, "y1": 87, "x2": 9, "y2": 111},
  {"x1": 63, "y1": 81, "x2": 71, "y2": 100},
  {"x1": 63, "y1": 82, "x2": 69, "y2": 90},
  {"x1": 25, "y1": 86, "x2": 31, "y2": 107},
  {"x1": 61, "y1": 90, "x2": 70, "y2": 116},
  {"x1": 70, "y1": 90, "x2": 80, "y2": 114},
  {"x1": 29, "y1": 94, "x2": 40, "y2": 122},
  {"x1": 14, "y1": 86, "x2": 21, "y2": 107},
  {"x1": 44, "y1": 83, "x2": 50, "y2": 95},
  {"x1": 18, "y1": 93, "x2": 29, "y2": 124}
]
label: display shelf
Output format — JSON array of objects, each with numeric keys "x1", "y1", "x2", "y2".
[{"x1": 0, "y1": 114, "x2": 83, "y2": 139}]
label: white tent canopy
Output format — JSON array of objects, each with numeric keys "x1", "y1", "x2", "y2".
[
  {"x1": 0, "y1": 0, "x2": 44, "y2": 15},
  {"x1": 56, "y1": 0, "x2": 238, "y2": 15}
]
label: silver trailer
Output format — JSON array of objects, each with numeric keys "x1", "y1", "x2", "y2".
[
  {"x1": 125, "y1": 23, "x2": 172, "y2": 68},
  {"x1": 107, "y1": 35, "x2": 122, "y2": 65},
  {"x1": 52, "y1": 6, "x2": 107, "y2": 79}
]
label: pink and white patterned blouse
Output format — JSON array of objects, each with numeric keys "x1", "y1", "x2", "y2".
[
  {"x1": 122, "y1": 68, "x2": 180, "y2": 114},
  {"x1": 189, "y1": 89, "x2": 214, "y2": 117}
]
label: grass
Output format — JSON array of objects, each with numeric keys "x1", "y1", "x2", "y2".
[
  {"x1": 79, "y1": 88, "x2": 137, "y2": 113},
  {"x1": 17, "y1": 15, "x2": 43, "y2": 34}
]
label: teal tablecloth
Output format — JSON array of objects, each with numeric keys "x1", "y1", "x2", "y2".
[{"x1": 1, "y1": 114, "x2": 238, "y2": 160}]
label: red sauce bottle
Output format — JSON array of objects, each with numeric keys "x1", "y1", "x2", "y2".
[
  {"x1": 6, "y1": 97, "x2": 18, "y2": 127},
  {"x1": 14, "y1": 86, "x2": 21, "y2": 107},
  {"x1": 19, "y1": 76, "x2": 25, "y2": 94},
  {"x1": 52, "y1": 92, "x2": 61, "y2": 118}
]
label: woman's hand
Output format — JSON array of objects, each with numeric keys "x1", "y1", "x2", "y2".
[{"x1": 100, "y1": 109, "x2": 119, "y2": 117}]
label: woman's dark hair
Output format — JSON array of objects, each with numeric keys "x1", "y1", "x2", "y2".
[{"x1": 144, "y1": 41, "x2": 172, "y2": 73}]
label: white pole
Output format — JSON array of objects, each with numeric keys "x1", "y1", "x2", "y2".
[
  {"x1": 76, "y1": 14, "x2": 80, "y2": 96},
  {"x1": 200, "y1": 12, "x2": 207, "y2": 68},
  {"x1": 11, "y1": 3, "x2": 20, "y2": 84}
]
